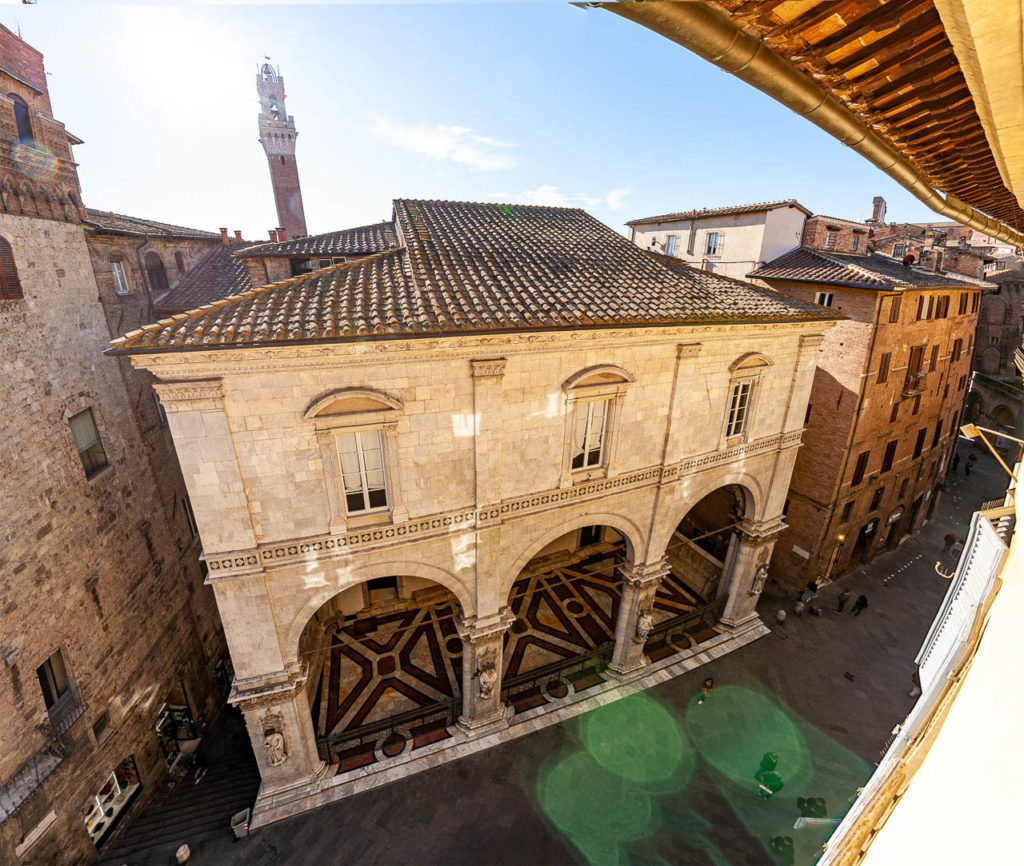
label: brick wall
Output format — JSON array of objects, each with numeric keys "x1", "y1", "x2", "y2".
[{"x1": 802, "y1": 215, "x2": 869, "y2": 255}]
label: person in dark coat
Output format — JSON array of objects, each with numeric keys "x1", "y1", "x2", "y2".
[
  {"x1": 851, "y1": 595, "x2": 869, "y2": 616},
  {"x1": 836, "y1": 589, "x2": 852, "y2": 613},
  {"x1": 965, "y1": 453, "x2": 977, "y2": 476}
]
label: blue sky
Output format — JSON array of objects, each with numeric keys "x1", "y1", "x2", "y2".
[{"x1": 10, "y1": 0, "x2": 949, "y2": 240}]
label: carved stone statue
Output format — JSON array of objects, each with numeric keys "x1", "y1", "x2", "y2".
[
  {"x1": 634, "y1": 610, "x2": 654, "y2": 643},
  {"x1": 476, "y1": 646, "x2": 498, "y2": 699},
  {"x1": 750, "y1": 564, "x2": 769, "y2": 596},
  {"x1": 263, "y1": 729, "x2": 288, "y2": 767}
]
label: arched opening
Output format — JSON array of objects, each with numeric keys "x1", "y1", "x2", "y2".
[
  {"x1": 851, "y1": 517, "x2": 880, "y2": 565},
  {"x1": 144, "y1": 252, "x2": 169, "y2": 293},
  {"x1": 8, "y1": 93, "x2": 33, "y2": 144},
  {"x1": 500, "y1": 525, "x2": 635, "y2": 712},
  {"x1": 300, "y1": 576, "x2": 463, "y2": 770},
  {"x1": 992, "y1": 405, "x2": 1016, "y2": 429}
]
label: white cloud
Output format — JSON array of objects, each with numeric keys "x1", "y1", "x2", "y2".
[
  {"x1": 495, "y1": 185, "x2": 633, "y2": 211},
  {"x1": 368, "y1": 116, "x2": 517, "y2": 171}
]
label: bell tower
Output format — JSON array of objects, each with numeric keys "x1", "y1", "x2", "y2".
[{"x1": 257, "y1": 61, "x2": 307, "y2": 239}]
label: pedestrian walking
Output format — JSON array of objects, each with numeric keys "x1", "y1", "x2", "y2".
[
  {"x1": 698, "y1": 676, "x2": 715, "y2": 704},
  {"x1": 951, "y1": 452, "x2": 961, "y2": 472},
  {"x1": 943, "y1": 533, "x2": 956, "y2": 552},
  {"x1": 836, "y1": 589, "x2": 851, "y2": 613},
  {"x1": 965, "y1": 453, "x2": 977, "y2": 476},
  {"x1": 851, "y1": 595, "x2": 868, "y2": 616}
]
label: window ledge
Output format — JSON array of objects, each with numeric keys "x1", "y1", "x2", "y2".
[
  {"x1": 571, "y1": 467, "x2": 608, "y2": 484},
  {"x1": 84, "y1": 464, "x2": 114, "y2": 483},
  {"x1": 344, "y1": 511, "x2": 393, "y2": 531}
]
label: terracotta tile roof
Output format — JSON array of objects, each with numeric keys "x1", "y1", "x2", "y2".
[
  {"x1": 750, "y1": 248, "x2": 989, "y2": 289},
  {"x1": 237, "y1": 222, "x2": 399, "y2": 258},
  {"x1": 82, "y1": 208, "x2": 218, "y2": 240},
  {"x1": 626, "y1": 199, "x2": 811, "y2": 227},
  {"x1": 985, "y1": 268, "x2": 1024, "y2": 286},
  {"x1": 109, "y1": 199, "x2": 839, "y2": 354},
  {"x1": 155, "y1": 243, "x2": 254, "y2": 314}
]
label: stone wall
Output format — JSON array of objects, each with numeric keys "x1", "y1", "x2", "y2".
[{"x1": 0, "y1": 215, "x2": 223, "y2": 863}]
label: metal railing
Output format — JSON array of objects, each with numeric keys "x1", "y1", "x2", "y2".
[
  {"x1": 646, "y1": 597, "x2": 727, "y2": 646},
  {"x1": 318, "y1": 696, "x2": 460, "y2": 765},
  {"x1": 501, "y1": 642, "x2": 613, "y2": 706}
]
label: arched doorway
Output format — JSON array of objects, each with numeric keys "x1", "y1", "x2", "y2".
[
  {"x1": 301, "y1": 576, "x2": 463, "y2": 771},
  {"x1": 500, "y1": 525, "x2": 629, "y2": 712},
  {"x1": 657, "y1": 485, "x2": 750, "y2": 656},
  {"x1": 850, "y1": 517, "x2": 879, "y2": 565}
]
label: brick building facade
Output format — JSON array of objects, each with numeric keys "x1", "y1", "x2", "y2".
[
  {"x1": 751, "y1": 247, "x2": 986, "y2": 588},
  {"x1": 0, "y1": 26, "x2": 224, "y2": 863}
]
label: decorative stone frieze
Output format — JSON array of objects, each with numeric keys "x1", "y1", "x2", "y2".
[{"x1": 470, "y1": 357, "x2": 507, "y2": 378}]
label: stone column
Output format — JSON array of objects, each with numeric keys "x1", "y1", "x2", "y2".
[
  {"x1": 232, "y1": 664, "x2": 328, "y2": 813},
  {"x1": 719, "y1": 519, "x2": 784, "y2": 629},
  {"x1": 608, "y1": 558, "x2": 670, "y2": 676},
  {"x1": 456, "y1": 609, "x2": 515, "y2": 736}
]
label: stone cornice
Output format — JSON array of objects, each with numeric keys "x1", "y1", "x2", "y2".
[
  {"x1": 127, "y1": 321, "x2": 828, "y2": 377},
  {"x1": 205, "y1": 429, "x2": 804, "y2": 581},
  {"x1": 619, "y1": 556, "x2": 671, "y2": 586},
  {"x1": 230, "y1": 665, "x2": 307, "y2": 712}
]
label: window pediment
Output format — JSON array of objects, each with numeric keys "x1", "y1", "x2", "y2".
[
  {"x1": 305, "y1": 389, "x2": 402, "y2": 429},
  {"x1": 729, "y1": 353, "x2": 772, "y2": 373},
  {"x1": 562, "y1": 365, "x2": 635, "y2": 394}
]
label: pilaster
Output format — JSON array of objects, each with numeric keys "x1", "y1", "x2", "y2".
[
  {"x1": 719, "y1": 518, "x2": 786, "y2": 628},
  {"x1": 470, "y1": 358, "x2": 506, "y2": 508},
  {"x1": 608, "y1": 558, "x2": 671, "y2": 676},
  {"x1": 455, "y1": 608, "x2": 515, "y2": 736}
]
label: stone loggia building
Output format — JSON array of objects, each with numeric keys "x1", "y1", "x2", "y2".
[
  {"x1": 0, "y1": 25, "x2": 224, "y2": 864},
  {"x1": 112, "y1": 198, "x2": 839, "y2": 825},
  {"x1": 752, "y1": 247, "x2": 987, "y2": 588}
]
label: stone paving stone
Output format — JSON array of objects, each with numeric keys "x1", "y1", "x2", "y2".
[{"x1": 166, "y1": 446, "x2": 1007, "y2": 866}]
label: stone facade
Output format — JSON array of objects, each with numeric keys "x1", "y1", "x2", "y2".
[
  {"x1": 129, "y1": 317, "x2": 829, "y2": 825},
  {"x1": 0, "y1": 30, "x2": 224, "y2": 864},
  {"x1": 257, "y1": 63, "x2": 306, "y2": 240},
  {"x1": 765, "y1": 279, "x2": 984, "y2": 589}
]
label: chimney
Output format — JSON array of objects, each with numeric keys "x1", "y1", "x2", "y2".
[
  {"x1": 79, "y1": 206, "x2": 88, "y2": 221},
  {"x1": 219, "y1": 227, "x2": 229, "y2": 245},
  {"x1": 277, "y1": 227, "x2": 286, "y2": 241},
  {"x1": 108, "y1": 211, "x2": 115, "y2": 224},
  {"x1": 234, "y1": 230, "x2": 243, "y2": 242}
]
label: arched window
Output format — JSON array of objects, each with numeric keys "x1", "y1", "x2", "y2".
[
  {"x1": 174, "y1": 251, "x2": 186, "y2": 273},
  {"x1": 306, "y1": 389, "x2": 408, "y2": 533},
  {"x1": 559, "y1": 365, "x2": 634, "y2": 487},
  {"x1": 144, "y1": 252, "x2": 168, "y2": 293},
  {"x1": 0, "y1": 234, "x2": 23, "y2": 299},
  {"x1": 8, "y1": 93, "x2": 33, "y2": 144},
  {"x1": 723, "y1": 354, "x2": 772, "y2": 444}
]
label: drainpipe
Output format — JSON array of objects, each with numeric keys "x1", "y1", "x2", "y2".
[
  {"x1": 134, "y1": 236, "x2": 155, "y2": 324},
  {"x1": 592, "y1": 1, "x2": 1024, "y2": 249}
]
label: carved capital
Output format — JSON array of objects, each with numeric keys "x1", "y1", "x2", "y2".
[
  {"x1": 470, "y1": 358, "x2": 507, "y2": 379},
  {"x1": 619, "y1": 557, "x2": 670, "y2": 587},
  {"x1": 152, "y1": 379, "x2": 224, "y2": 411},
  {"x1": 456, "y1": 608, "x2": 515, "y2": 642},
  {"x1": 799, "y1": 334, "x2": 826, "y2": 352},
  {"x1": 230, "y1": 665, "x2": 307, "y2": 713},
  {"x1": 737, "y1": 518, "x2": 787, "y2": 545},
  {"x1": 677, "y1": 342, "x2": 702, "y2": 360}
]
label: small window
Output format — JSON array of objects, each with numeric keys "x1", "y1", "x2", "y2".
[
  {"x1": 782, "y1": 499, "x2": 791, "y2": 519},
  {"x1": 913, "y1": 428, "x2": 926, "y2": 458},
  {"x1": 916, "y1": 296, "x2": 925, "y2": 321},
  {"x1": 686, "y1": 229, "x2": 696, "y2": 255},
  {"x1": 943, "y1": 383, "x2": 950, "y2": 400},
  {"x1": 815, "y1": 292, "x2": 834, "y2": 307},
  {"x1": 990, "y1": 336, "x2": 999, "y2": 346},
  {"x1": 37, "y1": 649, "x2": 71, "y2": 710},
  {"x1": 182, "y1": 495, "x2": 198, "y2": 541},
  {"x1": 174, "y1": 251, "x2": 186, "y2": 273},
  {"x1": 572, "y1": 399, "x2": 609, "y2": 470},
  {"x1": 339, "y1": 430, "x2": 389, "y2": 513},
  {"x1": 958, "y1": 292, "x2": 968, "y2": 315},
  {"x1": 958, "y1": 375, "x2": 966, "y2": 391},
  {"x1": 824, "y1": 232, "x2": 836, "y2": 250},
  {"x1": 92, "y1": 710, "x2": 111, "y2": 743},
  {"x1": 870, "y1": 487, "x2": 885, "y2": 511},
  {"x1": 936, "y1": 296, "x2": 949, "y2": 319},
  {"x1": 951, "y1": 338, "x2": 963, "y2": 362},
  {"x1": 912, "y1": 394, "x2": 921, "y2": 416},
  {"x1": 145, "y1": 252, "x2": 169, "y2": 293},
  {"x1": 111, "y1": 260, "x2": 130, "y2": 296},
  {"x1": 726, "y1": 381, "x2": 752, "y2": 438},
  {"x1": 900, "y1": 477, "x2": 909, "y2": 498},
  {"x1": 0, "y1": 234, "x2": 23, "y2": 299},
  {"x1": 804, "y1": 403, "x2": 812, "y2": 425},
  {"x1": 705, "y1": 231, "x2": 720, "y2": 256},
  {"x1": 840, "y1": 501, "x2": 853, "y2": 522},
  {"x1": 889, "y1": 403, "x2": 899, "y2": 423},
  {"x1": 851, "y1": 236, "x2": 860, "y2": 252},
  {"x1": 971, "y1": 293, "x2": 980, "y2": 313},
  {"x1": 893, "y1": 242, "x2": 906, "y2": 258},
  {"x1": 931, "y1": 420, "x2": 943, "y2": 448},
  {"x1": 877, "y1": 352, "x2": 891, "y2": 384},
  {"x1": 889, "y1": 295, "x2": 902, "y2": 323},
  {"x1": 9, "y1": 93, "x2": 33, "y2": 144},
  {"x1": 881, "y1": 440, "x2": 898, "y2": 473},
  {"x1": 665, "y1": 235, "x2": 676, "y2": 256},
  {"x1": 929, "y1": 344, "x2": 938, "y2": 372},
  {"x1": 69, "y1": 409, "x2": 108, "y2": 478},
  {"x1": 851, "y1": 451, "x2": 870, "y2": 487}
]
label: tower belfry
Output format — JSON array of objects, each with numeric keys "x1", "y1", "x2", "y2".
[{"x1": 257, "y1": 61, "x2": 307, "y2": 239}]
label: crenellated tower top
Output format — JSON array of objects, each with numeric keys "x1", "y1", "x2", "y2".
[{"x1": 257, "y1": 60, "x2": 307, "y2": 238}]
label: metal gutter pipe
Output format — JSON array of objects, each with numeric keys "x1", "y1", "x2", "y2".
[{"x1": 593, "y1": 0, "x2": 1024, "y2": 249}]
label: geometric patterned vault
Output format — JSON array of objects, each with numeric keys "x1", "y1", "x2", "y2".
[{"x1": 314, "y1": 541, "x2": 712, "y2": 742}]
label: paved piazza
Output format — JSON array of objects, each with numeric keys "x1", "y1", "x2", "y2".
[{"x1": 112, "y1": 449, "x2": 1005, "y2": 865}]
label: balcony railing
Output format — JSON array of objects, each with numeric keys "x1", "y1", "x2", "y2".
[
  {"x1": 902, "y1": 370, "x2": 928, "y2": 398},
  {"x1": 0, "y1": 692, "x2": 85, "y2": 827}
]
